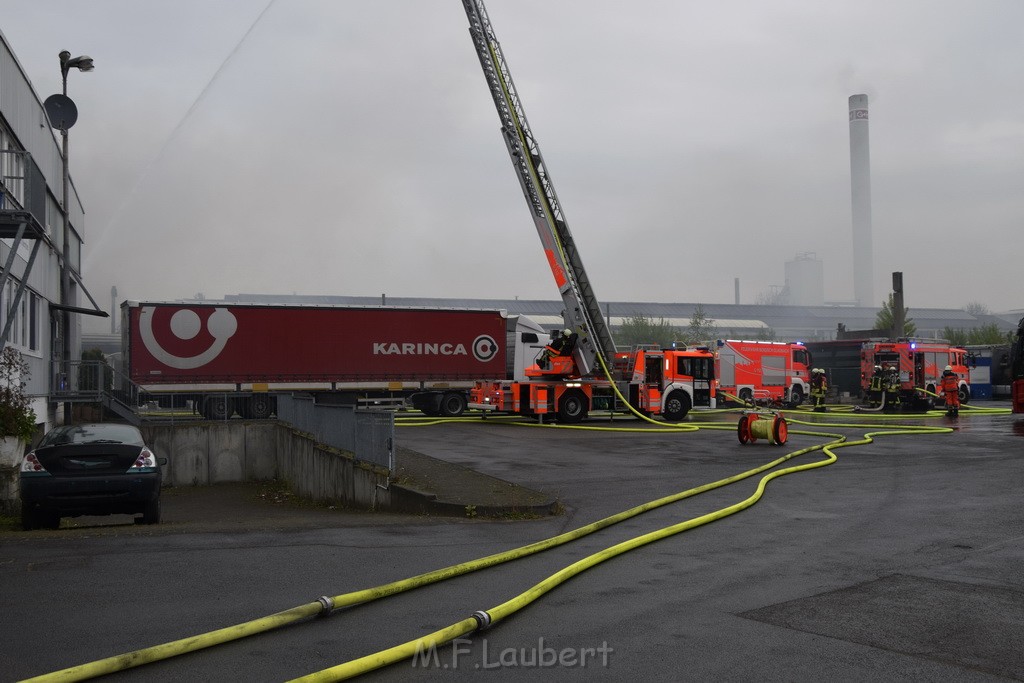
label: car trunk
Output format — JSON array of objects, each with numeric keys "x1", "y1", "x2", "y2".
[{"x1": 34, "y1": 444, "x2": 143, "y2": 476}]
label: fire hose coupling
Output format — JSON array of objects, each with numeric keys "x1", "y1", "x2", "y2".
[
  {"x1": 317, "y1": 596, "x2": 335, "y2": 615},
  {"x1": 471, "y1": 610, "x2": 492, "y2": 630}
]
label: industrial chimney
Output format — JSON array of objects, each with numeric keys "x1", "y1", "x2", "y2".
[{"x1": 849, "y1": 94, "x2": 874, "y2": 307}]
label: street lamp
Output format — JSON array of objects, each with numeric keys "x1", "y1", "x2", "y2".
[{"x1": 57, "y1": 50, "x2": 93, "y2": 422}]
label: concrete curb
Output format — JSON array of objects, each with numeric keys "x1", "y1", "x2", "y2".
[{"x1": 388, "y1": 483, "x2": 560, "y2": 518}]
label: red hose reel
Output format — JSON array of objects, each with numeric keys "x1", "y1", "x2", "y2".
[{"x1": 737, "y1": 410, "x2": 788, "y2": 446}]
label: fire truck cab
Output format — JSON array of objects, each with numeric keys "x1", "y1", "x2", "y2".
[
  {"x1": 714, "y1": 339, "x2": 812, "y2": 407},
  {"x1": 861, "y1": 339, "x2": 971, "y2": 409}
]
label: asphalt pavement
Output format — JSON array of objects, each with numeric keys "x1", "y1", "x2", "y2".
[{"x1": 1, "y1": 404, "x2": 1022, "y2": 682}]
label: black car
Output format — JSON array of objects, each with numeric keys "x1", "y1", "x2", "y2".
[{"x1": 20, "y1": 423, "x2": 166, "y2": 530}]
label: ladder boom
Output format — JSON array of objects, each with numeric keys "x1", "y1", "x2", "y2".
[{"x1": 462, "y1": 0, "x2": 618, "y2": 375}]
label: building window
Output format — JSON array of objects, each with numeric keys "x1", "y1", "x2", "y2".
[
  {"x1": 0, "y1": 122, "x2": 27, "y2": 209},
  {"x1": 1, "y1": 279, "x2": 40, "y2": 354}
]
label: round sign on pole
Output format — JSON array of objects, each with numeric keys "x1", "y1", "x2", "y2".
[{"x1": 44, "y1": 94, "x2": 78, "y2": 130}]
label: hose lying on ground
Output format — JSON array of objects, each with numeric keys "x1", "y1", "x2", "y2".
[{"x1": 22, "y1": 418, "x2": 954, "y2": 683}]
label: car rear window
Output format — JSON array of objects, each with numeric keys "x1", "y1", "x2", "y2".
[{"x1": 39, "y1": 424, "x2": 144, "y2": 447}]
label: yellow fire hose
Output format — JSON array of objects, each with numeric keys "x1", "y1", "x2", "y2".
[
  {"x1": 291, "y1": 421, "x2": 953, "y2": 681},
  {"x1": 21, "y1": 413, "x2": 957, "y2": 683}
]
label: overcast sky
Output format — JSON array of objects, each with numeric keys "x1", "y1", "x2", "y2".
[{"x1": 2, "y1": 0, "x2": 1022, "y2": 332}]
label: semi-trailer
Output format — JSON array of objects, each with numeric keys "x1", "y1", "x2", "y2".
[{"x1": 120, "y1": 300, "x2": 547, "y2": 419}]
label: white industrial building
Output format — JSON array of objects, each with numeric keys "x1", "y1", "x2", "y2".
[{"x1": 0, "y1": 30, "x2": 105, "y2": 434}]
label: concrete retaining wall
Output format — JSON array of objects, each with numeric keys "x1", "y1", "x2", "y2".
[
  {"x1": 0, "y1": 421, "x2": 398, "y2": 517},
  {"x1": 143, "y1": 422, "x2": 391, "y2": 510},
  {"x1": 1, "y1": 465, "x2": 17, "y2": 516}
]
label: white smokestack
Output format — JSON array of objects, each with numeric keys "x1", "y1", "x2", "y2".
[{"x1": 849, "y1": 94, "x2": 874, "y2": 307}]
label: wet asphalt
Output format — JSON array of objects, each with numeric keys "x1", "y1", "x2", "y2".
[{"x1": 1, "y1": 404, "x2": 1022, "y2": 681}]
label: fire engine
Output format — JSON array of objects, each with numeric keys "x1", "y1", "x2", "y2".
[
  {"x1": 713, "y1": 339, "x2": 811, "y2": 407},
  {"x1": 1012, "y1": 316, "x2": 1024, "y2": 414},
  {"x1": 860, "y1": 339, "x2": 971, "y2": 409},
  {"x1": 462, "y1": 0, "x2": 715, "y2": 423}
]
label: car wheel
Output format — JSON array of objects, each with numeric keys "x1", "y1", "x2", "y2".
[
  {"x1": 738, "y1": 388, "x2": 754, "y2": 406},
  {"x1": 142, "y1": 497, "x2": 161, "y2": 525},
  {"x1": 958, "y1": 385, "x2": 970, "y2": 405},
  {"x1": 21, "y1": 501, "x2": 36, "y2": 531}
]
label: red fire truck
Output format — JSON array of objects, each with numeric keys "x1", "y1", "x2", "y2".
[
  {"x1": 471, "y1": 344, "x2": 716, "y2": 423},
  {"x1": 713, "y1": 339, "x2": 812, "y2": 407},
  {"x1": 860, "y1": 339, "x2": 971, "y2": 409},
  {"x1": 1012, "y1": 316, "x2": 1024, "y2": 413}
]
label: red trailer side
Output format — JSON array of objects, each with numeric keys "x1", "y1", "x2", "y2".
[{"x1": 122, "y1": 302, "x2": 514, "y2": 418}]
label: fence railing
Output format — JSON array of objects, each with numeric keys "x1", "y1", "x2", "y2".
[
  {"x1": 48, "y1": 361, "x2": 395, "y2": 469},
  {"x1": 276, "y1": 394, "x2": 394, "y2": 470}
]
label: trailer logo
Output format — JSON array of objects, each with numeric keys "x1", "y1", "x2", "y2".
[
  {"x1": 472, "y1": 334, "x2": 499, "y2": 362},
  {"x1": 369, "y1": 334, "x2": 498, "y2": 363},
  {"x1": 139, "y1": 306, "x2": 238, "y2": 369}
]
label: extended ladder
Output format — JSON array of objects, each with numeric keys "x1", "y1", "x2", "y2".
[{"x1": 461, "y1": 0, "x2": 618, "y2": 377}]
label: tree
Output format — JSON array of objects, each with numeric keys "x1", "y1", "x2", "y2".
[
  {"x1": 941, "y1": 323, "x2": 1012, "y2": 346},
  {"x1": 615, "y1": 315, "x2": 679, "y2": 349},
  {"x1": 963, "y1": 301, "x2": 990, "y2": 316},
  {"x1": 755, "y1": 286, "x2": 789, "y2": 307},
  {"x1": 875, "y1": 294, "x2": 916, "y2": 336},
  {"x1": 79, "y1": 348, "x2": 113, "y2": 391},
  {"x1": 684, "y1": 305, "x2": 719, "y2": 346},
  {"x1": 940, "y1": 327, "x2": 969, "y2": 346}
]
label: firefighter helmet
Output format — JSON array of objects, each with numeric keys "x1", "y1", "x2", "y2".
[
  {"x1": 944, "y1": 365, "x2": 952, "y2": 371},
  {"x1": 874, "y1": 365, "x2": 881, "y2": 372},
  {"x1": 562, "y1": 328, "x2": 572, "y2": 337}
]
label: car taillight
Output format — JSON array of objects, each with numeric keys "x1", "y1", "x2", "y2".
[
  {"x1": 21, "y1": 452, "x2": 48, "y2": 473},
  {"x1": 129, "y1": 447, "x2": 158, "y2": 470}
]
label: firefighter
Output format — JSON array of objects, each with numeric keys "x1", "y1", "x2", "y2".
[
  {"x1": 868, "y1": 364, "x2": 884, "y2": 407},
  {"x1": 941, "y1": 364, "x2": 960, "y2": 416},
  {"x1": 810, "y1": 368, "x2": 827, "y2": 412},
  {"x1": 883, "y1": 364, "x2": 901, "y2": 411},
  {"x1": 537, "y1": 328, "x2": 575, "y2": 369}
]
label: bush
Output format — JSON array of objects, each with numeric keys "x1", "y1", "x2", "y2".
[{"x1": 0, "y1": 347, "x2": 37, "y2": 442}]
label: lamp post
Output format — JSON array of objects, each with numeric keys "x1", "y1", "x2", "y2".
[{"x1": 58, "y1": 50, "x2": 93, "y2": 423}]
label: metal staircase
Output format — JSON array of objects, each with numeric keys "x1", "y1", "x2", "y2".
[{"x1": 51, "y1": 360, "x2": 145, "y2": 425}]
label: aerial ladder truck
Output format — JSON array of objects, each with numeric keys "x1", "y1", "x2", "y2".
[{"x1": 462, "y1": 0, "x2": 716, "y2": 423}]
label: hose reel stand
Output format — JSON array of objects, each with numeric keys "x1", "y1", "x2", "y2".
[{"x1": 737, "y1": 410, "x2": 788, "y2": 446}]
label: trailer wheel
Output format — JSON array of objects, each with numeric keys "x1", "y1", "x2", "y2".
[
  {"x1": 204, "y1": 396, "x2": 232, "y2": 420},
  {"x1": 662, "y1": 390, "x2": 691, "y2": 422},
  {"x1": 557, "y1": 390, "x2": 588, "y2": 423},
  {"x1": 248, "y1": 394, "x2": 276, "y2": 420},
  {"x1": 439, "y1": 392, "x2": 467, "y2": 417}
]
